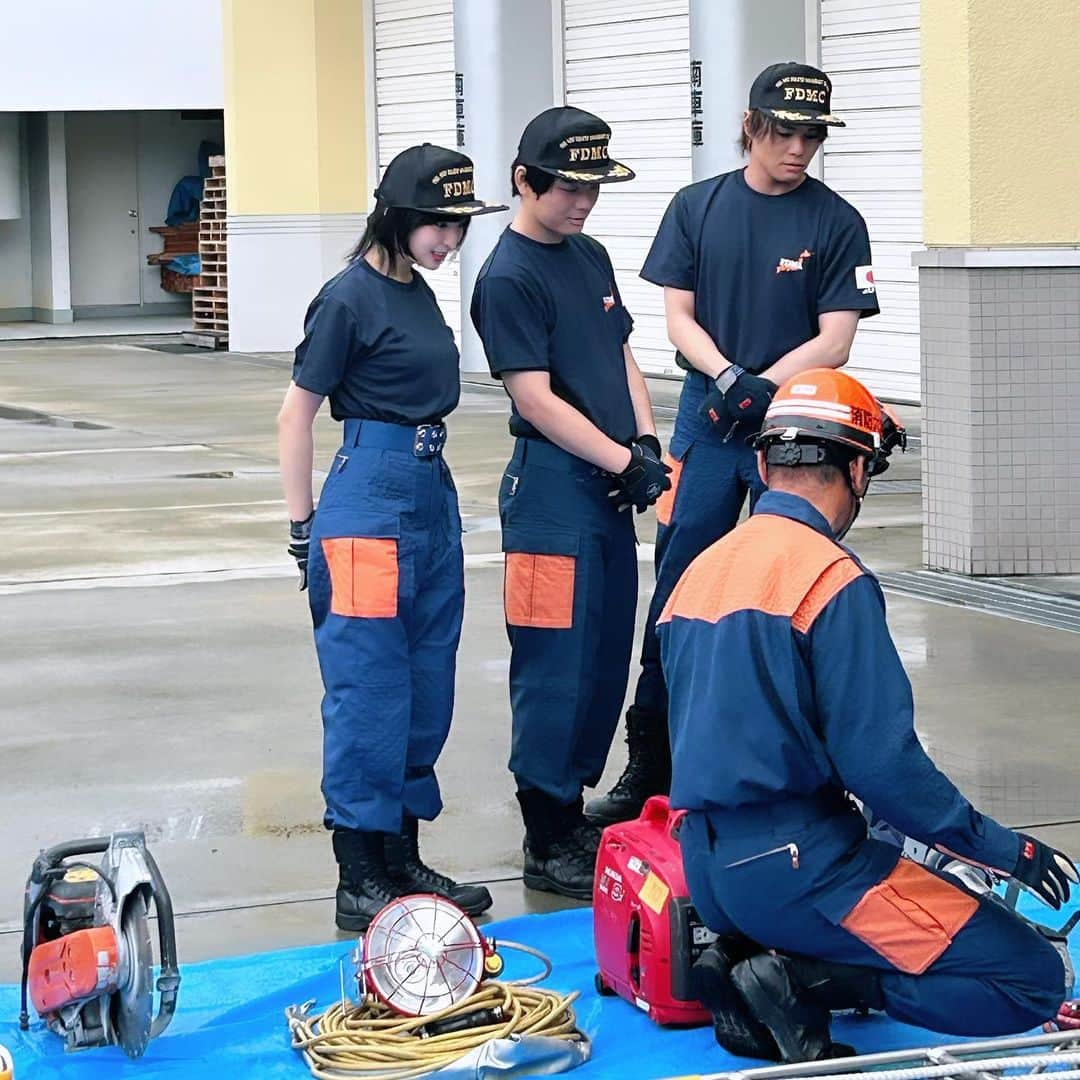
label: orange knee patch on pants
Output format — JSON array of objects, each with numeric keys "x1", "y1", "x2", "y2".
[
  {"x1": 322, "y1": 537, "x2": 399, "y2": 618},
  {"x1": 841, "y1": 859, "x2": 978, "y2": 974},
  {"x1": 654, "y1": 453, "x2": 682, "y2": 527},
  {"x1": 504, "y1": 552, "x2": 575, "y2": 629}
]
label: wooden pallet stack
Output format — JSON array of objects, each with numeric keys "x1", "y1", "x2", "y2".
[
  {"x1": 146, "y1": 222, "x2": 200, "y2": 293},
  {"x1": 186, "y1": 155, "x2": 228, "y2": 348}
]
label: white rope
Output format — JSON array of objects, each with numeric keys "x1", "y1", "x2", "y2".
[{"x1": 801, "y1": 1051, "x2": 1080, "y2": 1080}]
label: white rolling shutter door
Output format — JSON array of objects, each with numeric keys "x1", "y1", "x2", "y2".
[
  {"x1": 563, "y1": 0, "x2": 691, "y2": 375},
  {"x1": 373, "y1": 0, "x2": 460, "y2": 339},
  {"x1": 821, "y1": 0, "x2": 922, "y2": 403}
]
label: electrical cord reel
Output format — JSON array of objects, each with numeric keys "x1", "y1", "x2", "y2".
[{"x1": 286, "y1": 893, "x2": 589, "y2": 1079}]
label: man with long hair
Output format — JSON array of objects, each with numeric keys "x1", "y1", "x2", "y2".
[{"x1": 588, "y1": 63, "x2": 881, "y2": 828}]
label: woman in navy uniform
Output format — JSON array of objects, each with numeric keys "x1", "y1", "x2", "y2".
[
  {"x1": 278, "y1": 145, "x2": 506, "y2": 931},
  {"x1": 470, "y1": 107, "x2": 670, "y2": 899}
]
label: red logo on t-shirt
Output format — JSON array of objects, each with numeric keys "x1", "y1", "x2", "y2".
[{"x1": 776, "y1": 249, "x2": 813, "y2": 274}]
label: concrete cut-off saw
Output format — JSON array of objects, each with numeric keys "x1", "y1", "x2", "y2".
[{"x1": 19, "y1": 831, "x2": 180, "y2": 1058}]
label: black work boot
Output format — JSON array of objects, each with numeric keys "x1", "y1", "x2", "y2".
[
  {"x1": 517, "y1": 789, "x2": 596, "y2": 900},
  {"x1": 784, "y1": 954, "x2": 885, "y2": 1015},
  {"x1": 691, "y1": 938, "x2": 782, "y2": 1061},
  {"x1": 565, "y1": 795, "x2": 602, "y2": 858},
  {"x1": 332, "y1": 828, "x2": 403, "y2": 933},
  {"x1": 384, "y1": 815, "x2": 493, "y2": 917},
  {"x1": 584, "y1": 707, "x2": 671, "y2": 826},
  {"x1": 730, "y1": 953, "x2": 857, "y2": 1063}
]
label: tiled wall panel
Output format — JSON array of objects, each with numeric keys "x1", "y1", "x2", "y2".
[{"x1": 921, "y1": 267, "x2": 1080, "y2": 575}]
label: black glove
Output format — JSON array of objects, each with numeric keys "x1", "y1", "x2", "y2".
[
  {"x1": 634, "y1": 433, "x2": 663, "y2": 462},
  {"x1": 699, "y1": 365, "x2": 777, "y2": 437},
  {"x1": 609, "y1": 442, "x2": 672, "y2": 513},
  {"x1": 288, "y1": 511, "x2": 314, "y2": 592},
  {"x1": 1013, "y1": 833, "x2": 1079, "y2": 910}
]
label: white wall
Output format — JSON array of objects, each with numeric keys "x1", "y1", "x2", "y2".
[
  {"x1": 0, "y1": 118, "x2": 32, "y2": 314},
  {"x1": 136, "y1": 111, "x2": 225, "y2": 305},
  {"x1": 0, "y1": 1, "x2": 224, "y2": 111}
]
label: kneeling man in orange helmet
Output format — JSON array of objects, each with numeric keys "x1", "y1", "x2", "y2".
[{"x1": 660, "y1": 368, "x2": 1079, "y2": 1062}]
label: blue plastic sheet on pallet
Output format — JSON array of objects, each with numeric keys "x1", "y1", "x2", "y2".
[{"x1": 165, "y1": 254, "x2": 201, "y2": 276}]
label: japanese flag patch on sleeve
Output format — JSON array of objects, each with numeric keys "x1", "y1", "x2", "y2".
[{"x1": 855, "y1": 265, "x2": 876, "y2": 294}]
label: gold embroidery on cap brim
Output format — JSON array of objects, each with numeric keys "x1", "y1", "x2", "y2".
[
  {"x1": 437, "y1": 202, "x2": 504, "y2": 214},
  {"x1": 557, "y1": 169, "x2": 604, "y2": 181},
  {"x1": 769, "y1": 109, "x2": 844, "y2": 124},
  {"x1": 556, "y1": 163, "x2": 633, "y2": 182}
]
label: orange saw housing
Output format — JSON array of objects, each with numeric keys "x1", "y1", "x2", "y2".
[{"x1": 28, "y1": 925, "x2": 119, "y2": 1014}]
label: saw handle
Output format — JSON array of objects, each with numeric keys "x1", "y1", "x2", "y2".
[
  {"x1": 144, "y1": 848, "x2": 181, "y2": 1039},
  {"x1": 30, "y1": 837, "x2": 112, "y2": 883}
]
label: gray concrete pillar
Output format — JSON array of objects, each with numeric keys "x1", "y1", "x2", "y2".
[
  {"x1": 27, "y1": 112, "x2": 72, "y2": 322},
  {"x1": 0, "y1": 113, "x2": 21, "y2": 220},
  {"x1": 453, "y1": 0, "x2": 556, "y2": 372},
  {"x1": 689, "y1": 0, "x2": 807, "y2": 181}
]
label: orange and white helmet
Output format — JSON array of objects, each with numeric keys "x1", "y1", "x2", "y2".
[{"x1": 754, "y1": 368, "x2": 905, "y2": 476}]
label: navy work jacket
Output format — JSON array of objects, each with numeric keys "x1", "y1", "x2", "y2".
[{"x1": 658, "y1": 490, "x2": 1020, "y2": 875}]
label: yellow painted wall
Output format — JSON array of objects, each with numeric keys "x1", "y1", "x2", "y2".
[
  {"x1": 222, "y1": 0, "x2": 367, "y2": 216},
  {"x1": 313, "y1": 4, "x2": 368, "y2": 214},
  {"x1": 921, "y1": 0, "x2": 973, "y2": 245},
  {"x1": 923, "y1": 0, "x2": 1080, "y2": 245}
]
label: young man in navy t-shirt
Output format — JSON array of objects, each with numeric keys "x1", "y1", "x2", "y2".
[
  {"x1": 471, "y1": 106, "x2": 670, "y2": 899},
  {"x1": 585, "y1": 62, "x2": 881, "y2": 827}
]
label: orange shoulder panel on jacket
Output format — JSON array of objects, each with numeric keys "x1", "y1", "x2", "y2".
[
  {"x1": 791, "y1": 558, "x2": 864, "y2": 634},
  {"x1": 659, "y1": 514, "x2": 861, "y2": 627}
]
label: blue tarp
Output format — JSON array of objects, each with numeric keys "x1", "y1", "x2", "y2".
[
  {"x1": 165, "y1": 255, "x2": 201, "y2": 276},
  {"x1": 4, "y1": 897, "x2": 1076, "y2": 1080},
  {"x1": 164, "y1": 141, "x2": 222, "y2": 227}
]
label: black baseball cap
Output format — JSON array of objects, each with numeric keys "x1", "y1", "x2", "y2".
[
  {"x1": 516, "y1": 106, "x2": 635, "y2": 184},
  {"x1": 374, "y1": 144, "x2": 508, "y2": 216},
  {"x1": 749, "y1": 62, "x2": 846, "y2": 127}
]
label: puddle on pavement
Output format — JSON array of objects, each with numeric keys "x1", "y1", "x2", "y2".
[
  {"x1": 0, "y1": 404, "x2": 110, "y2": 430},
  {"x1": 243, "y1": 770, "x2": 323, "y2": 839},
  {"x1": 172, "y1": 467, "x2": 280, "y2": 480}
]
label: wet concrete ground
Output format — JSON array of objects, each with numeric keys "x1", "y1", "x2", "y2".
[{"x1": 2, "y1": 336, "x2": 1078, "y2": 981}]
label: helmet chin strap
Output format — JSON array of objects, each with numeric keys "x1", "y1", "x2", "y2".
[{"x1": 833, "y1": 462, "x2": 869, "y2": 541}]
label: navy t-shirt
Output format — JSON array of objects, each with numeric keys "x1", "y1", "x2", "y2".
[
  {"x1": 470, "y1": 228, "x2": 636, "y2": 445},
  {"x1": 641, "y1": 170, "x2": 879, "y2": 374},
  {"x1": 292, "y1": 257, "x2": 460, "y2": 424}
]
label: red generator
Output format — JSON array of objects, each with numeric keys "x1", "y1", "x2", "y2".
[{"x1": 593, "y1": 795, "x2": 717, "y2": 1025}]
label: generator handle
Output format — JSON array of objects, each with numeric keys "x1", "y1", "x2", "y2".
[
  {"x1": 639, "y1": 794, "x2": 688, "y2": 839},
  {"x1": 641, "y1": 795, "x2": 676, "y2": 825}
]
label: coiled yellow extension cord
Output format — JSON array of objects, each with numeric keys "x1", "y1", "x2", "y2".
[{"x1": 287, "y1": 981, "x2": 583, "y2": 1080}]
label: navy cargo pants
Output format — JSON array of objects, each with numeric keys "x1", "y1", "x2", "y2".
[
  {"x1": 680, "y1": 800, "x2": 1066, "y2": 1037},
  {"x1": 499, "y1": 438, "x2": 638, "y2": 803},
  {"x1": 307, "y1": 418, "x2": 464, "y2": 835},
  {"x1": 634, "y1": 370, "x2": 765, "y2": 717}
]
